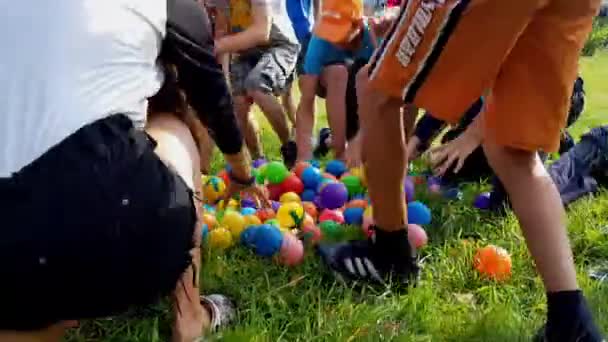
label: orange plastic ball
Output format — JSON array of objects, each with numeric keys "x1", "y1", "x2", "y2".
[
  {"x1": 294, "y1": 161, "x2": 311, "y2": 178},
  {"x1": 302, "y1": 201, "x2": 318, "y2": 220},
  {"x1": 202, "y1": 213, "x2": 218, "y2": 230},
  {"x1": 345, "y1": 199, "x2": 368, "y2": 209},
  {"x1": 474, "y1": 245, "x2": 512, "y2": 281},
  {"x1": 256, "y1": 207, "x2": 276, "y2": 222}
]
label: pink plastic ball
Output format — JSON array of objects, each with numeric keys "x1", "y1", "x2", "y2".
[
  {"x1": 408, "y1": 223, "x2": 428, "y2": 249},
  {"x1": 318, "y1": 209, "x2": 345, "y2": 224},
  {"x1": 362, "y1": 215, "x2": 374, "y2": 237},
  {"x1": 279, "y1": 232, "x2": 305, "y2": 266},
  {"x1": 428, "y1": 183, "x2": 441, "y2": 194}
]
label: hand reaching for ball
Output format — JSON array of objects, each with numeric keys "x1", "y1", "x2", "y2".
[{"x1": 223, "y1": 182, "x2": 271, "y2": 209}]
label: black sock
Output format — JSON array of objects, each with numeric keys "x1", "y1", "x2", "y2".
[
  {"x1": 372, "y1": 227, "x2": 415, "y2": 259},
  {"x1": 546, "y1": 290, "x2": 602, "y2": 340}
]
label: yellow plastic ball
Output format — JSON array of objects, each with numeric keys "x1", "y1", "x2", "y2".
[
  {"x1": 364, "y1": 206, "x2": 373, "y2": 218},
  {"x1": 351, "y1": 167, "x2": 367, "y2": 187},
  {"x1": 222, "y1": 211, "x2": 246, "y2": 239},
  {"x1": 202, "y1": 176, "x2": 226, "y2": 203},
  {"x1": 276, "y1": 202, "x2": 305, "y2": 229},
  {"x1": 227, "y1": 198, "x2": 239, "y2": 210},
  {"x1": 244, "y1": 215, "x2": 262, "y2": 227},
  {"x1": 280, "y1": 191, "x2": 301, "y2": 203},
  {"x1": 208, "y1": 227, "x2": 233, "y2": 250}
]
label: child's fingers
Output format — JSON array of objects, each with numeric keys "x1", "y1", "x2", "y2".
[{"x1": 454, "y1": 155, "x2": 465, "y2": 174}]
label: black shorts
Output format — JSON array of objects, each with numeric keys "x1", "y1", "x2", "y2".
[{"x1": 0, "y1": 114, "x2": 197, "y2": 331}]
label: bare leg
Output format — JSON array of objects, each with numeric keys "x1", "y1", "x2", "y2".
[
  {"x1": 194, "y1": 124, "x2": 215, "y2": 174},
  {"x1": 248, "y1": 90, "x2": 290, "y2": 145},
  {"x1": 295, "y1": 75, "x2": 318, "y2": 161},
  {"x1": 234, "y1": 95, "x2": 262, "y2": 159},
  {"x1": 146, "y1": 113, "x2": 211, "y2": 342},
  {"x1": 483, "y1": 141, "x2": 577, "y2": 291},
  {"x1": 357, "y1": 66, "x2": 408, "y2": 231},
  {"x1": 320, "y1": 65, "x2": 349, "y2": 160},
  {"x1": 281, "y1": 82, "x2": 297, "y2": 128},
  {"x1": 0, "y1": 321, "x2": 76, "y2": 342}
]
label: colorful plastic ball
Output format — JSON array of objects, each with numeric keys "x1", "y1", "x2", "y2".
[
  {"x1": 319, "y1": 220, "x2": 341, "y2": 239},
  {"x1": 202, "y1": 223, "x2": 209, "y2": 242},
  {"x1": 252, "y1": 158, "x2": 267, "y2": 169},
  {"x1": 407, "y1": 224, "x2": 428, "y2": 249},
  {"x1": 265, "y1": 161, "x2": 289, "y2": 184},
  {"x1": 271, "y1": 201, "x2": 281, "y2": 212},
  {"x1": 202, "y1": 176, "x2": 226, "y2": 203},
  {"x1": 316, "y1": 178, "x2": 333, "y2": 193},
  {"x1": 279, "y1": 232, "x2": 305, "y2": 266},
  {"x1": 202, "y1": 204, "x2": 216, "y2": 213},
  {"x1": 301, "y1": 189, "x2": 316, "y2": 202},
  {"x1": 346, "y1": 199, "x2": 368, "y2": 209},
  {"x1": 217, "y1": 169, "x2": 231, "y2": 188},
  {"x1": 294, "y1": 161, "x2": 311, "y2": 178},
  {"x1": 308, "y1": 159, "x2": 321, "y2": 168},
  {"x1": 350, "y1": 166, "x2": 367, "y2": 187},
  {"x1": 301, "y1": 166, "x2": 322, "y2": 189},
  {"x1": 407, "y1": 201, "x2": 432, "y2": 225},
  {"x1": 276, "y1": 202, "x2": 305, "y2": 229},
  {"x1": 474, "y1": 245, "x2": 512, "y2": 281},
  {"x1": 240, "y1": 225, "x2": 259, "y2": 247},
  {"x1": 319, "y1": 209, "x2": 345, "y2": 224},
  {"x1": 319, "y1": 182, "x2": 348, "y2": 210},
  {"x1": 256, "y1": 208, "x2": 275, "y2": 222},
  {"x1": 264, "y1": 218, "x2": 279, "y2": 227},
  {"x1": 255, "y1": 171, "x2": 266, "y2": 185},
  {"x1": 344, "y1": 207, "x2": 365, "y2": 225},
  {"x1": 243, "y1": 214, "x2": 262, "y2": 227},
  {"x1": 325, "y1": 160, "x2": 347, "y2": 178},
  {"x1": 474, "y1": 192, "x2": 491, "y2": 210},
  {"x1": 313, "y1": 195, "x2": 323, "y2": 210},
  {"x1": 302, "y1": 202, "x2": 318, "y2": 220},
  {"x1": 404, "y1": 177, "x2": 415, "y2": 203},
  {"x1": 202, "y1": 213, "x2": 218, "y2": 230},
  {"x1": 241, "y1": 198, "x2": 257, "y2": 209},
  {"x1": 267, "y1": 184, "x2": 283, "y2": 201},
  {"x1": 301, "y1": 224, "x2": 322, "y2": 244},
  {"x1": 222, "y1": 211, "x2": 246, "y2": 239},
  {"x1": 240, "y1": 207, "x2": 256, "y2": 216},
  {"x1": 341, "y1": 175, "x2": 364, "y2": 197},
  {"x1": 280, "y1": 191, "x2": 301, "y2": 203},
  {"x1": 252, "y1": 225, "x2": 284, "y2": 257},
  {"x1": 443, "y1": 187, "x2": 463, "y2": 200},
  {"x1": 428, "y1": 183, "x2": 441, "y2": 194},
  {"x1": 208, "y1": 227, "x2": 233, "y2": 250},
  {"x1": 321, "y1": 172, "x2": 338, "y2": 182},
  {"x1": 280, "y1": 174, "x2": 304, "y2": 194}
]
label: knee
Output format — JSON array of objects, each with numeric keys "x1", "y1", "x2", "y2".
[
  {"x1": 233, "y1": 96, "x2": 252, "y2": 122},
  {"x1": 483, "y1": 142, "x2": 543, "y2": 181}
]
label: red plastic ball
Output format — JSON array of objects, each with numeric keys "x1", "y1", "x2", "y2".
[
  {"x1": 217, "y1": 169, "x2": 230, "y2": 188},
  {"x1": 267, "y1": 183, "x2": 284, "y2": 201},
  {"x1": 318, "y1": 209, "x2": 345, "y2": 224},
  {"x1": 280, "y1": 173, "x2": 304, "y2": 194}
]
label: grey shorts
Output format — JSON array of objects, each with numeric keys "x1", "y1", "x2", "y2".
[{"x1": 230, "y1": 45, "x2": 299, "y2": 96}]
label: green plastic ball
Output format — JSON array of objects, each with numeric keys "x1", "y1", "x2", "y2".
[
  {"x1": 319, "y1": 220, "x2": 341, "y2": 239},
  {"x1": 265, "y1": 161, "x2": 289, "y2": 184},
  {"x1": 341, "y1": 175, "x2": 364, "y2": 196}
]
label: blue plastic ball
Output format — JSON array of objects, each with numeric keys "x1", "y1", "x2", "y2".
[
  {"x1": 301, "y1": 189, "x2": 316, "y2": 202},
  {"x1": 325, "y1": 160, "x2": 347, "y2": 178},
  {"x1": 407, "y1": 201, "x2": 432, "y2": 225},
  {"x1": 202, "y1": 223, "x2": 209, "y2": 242},
  {"x1": 241, "y1": 207, "x2": 257, "y2": 216},
  {"x1": 253, "y1": 224, "x2": 283, "y2": 257},
  {"x1": 301, "y1": 166, "x2": 322, "y2": 189},
  {"x1": 240, "y1": 225, "x2": 259, "y2": 247},
  {"x1": 203, "y1": 204, "x2": 216, "y2": 213},
  {"x1": 344, "y1": 207, "x2": 365, "y2": 225}
]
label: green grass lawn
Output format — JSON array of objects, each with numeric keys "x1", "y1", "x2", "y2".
[{"x1": 67, "y1": 52, "x2": 608, "y2": 341}]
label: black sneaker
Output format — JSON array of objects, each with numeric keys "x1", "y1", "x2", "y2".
[
  {"x1": 281, "y1": 141, "x2": 297, "y2": 169},
  {"x1": 313, "y1": 128, "x2": 331, "y2": 158},
  {"x1": 316, "y1": 227, "x2": 419, "y2": 286},
  {"x1": 533, "y1": 325, "x2": 605, "y2": 342}
]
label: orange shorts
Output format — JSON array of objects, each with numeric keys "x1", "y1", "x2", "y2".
[{"x1": 368, "y1": 0, "x2": 600, "y2": 152}]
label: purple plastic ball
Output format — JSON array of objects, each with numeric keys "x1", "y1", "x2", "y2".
[
  {"x1": 252, "y1": 158, "x2": 268, "y2": 169},
  {"x1": 474, "y1": 192, "x2": 491, "y2": 210},
  {"x1": 271, "y1": 200, "x2": 281, "y2": 212},
  {"x1": 241, "y1": 198, "x2": 257, "y2": 209},
  {"x1": 404, "y1": 176, "x2": 415, "y2": 203},
  {"x1": 313, "y1": 195, "x2": 324, "y2": 210},
  {"x1": 319, "y1": 182, "x2": 348, "y2": 210},
  {"x1": 427, "y1": 176, "x2": 442, "y2": 186}
]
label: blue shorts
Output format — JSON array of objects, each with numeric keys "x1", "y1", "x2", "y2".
[{"x1": 302, "y1": 27, "x2": 375, "y2": 76}]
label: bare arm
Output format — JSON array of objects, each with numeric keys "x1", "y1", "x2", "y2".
[{"x1": 215, "y1": 0, "x2": 271, "y2": 54}]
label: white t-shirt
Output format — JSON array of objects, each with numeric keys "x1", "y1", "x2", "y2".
[{"x1": 0, "y1": 0, "x2": 166, "y2": 177}]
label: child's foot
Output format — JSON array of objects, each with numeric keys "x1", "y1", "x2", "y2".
[
  {"x1": 533, "y1": 290, "x2": 604, "y2": 342},
  {"x1": 313, "y1": 128, "x2": 332, "y2": 158},
  {"x1": 316, "y1": 226, "x2": 419, "y2": 285}
]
